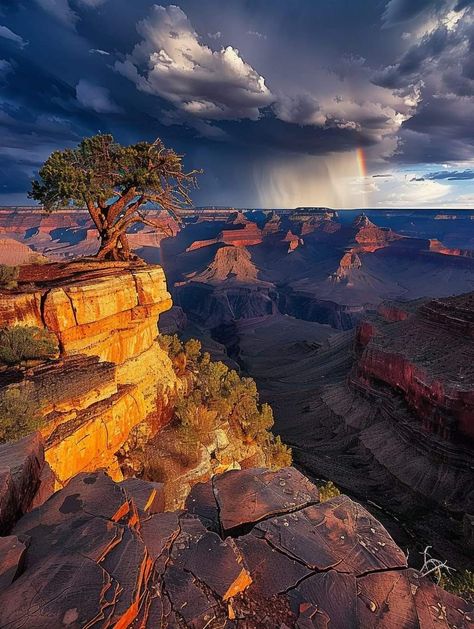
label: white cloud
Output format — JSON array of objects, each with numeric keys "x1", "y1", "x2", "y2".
[
  {"x1": 115, "y1": 5, "x2": 273, "y2": 121},
  {"x1": 76, "y1": 79, "x2": 121, "y2": 113},
  {"x1": 0, "y1": 25, "x2": 27, "y2": 48},
  {"x1": 89, "y1": 48, "x2": 110, "y2": 56},
  {"x1": 374, "y1": 173, "x2": 451, "y2": 207}
]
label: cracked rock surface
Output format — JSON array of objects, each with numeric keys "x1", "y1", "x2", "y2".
[{"x1": 0, "y1": 466, "x2": 472, "y2": 628}]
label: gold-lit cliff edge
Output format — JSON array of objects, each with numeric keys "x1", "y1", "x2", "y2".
[
  {"x1": 0, "y1": 260, "x2": 283, "y2": 508},
  {"x1": 0, "y1": 261, "x2": 177, "y2": 488}
]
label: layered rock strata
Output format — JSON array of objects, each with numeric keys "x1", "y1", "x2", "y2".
[
  {"x1": 355, "y1": 292, "x2": 474, "y2": 442},
  {"x1": 0, "y1": 262, "x2": 177, "y2": 489},
  {"x1": 1, "y1": 465, "x2": 471, "y2": 628}
]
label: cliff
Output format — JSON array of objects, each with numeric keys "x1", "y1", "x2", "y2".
[
  {"x1": 239, "y1": 293, "x2": 474, "y2": 569},
  {"x1": 0, "y1": 261, "x2": 178, "y2": 490},
  {"x1": 1, "y1": 261, "x2": 286, "y2": 509},
  {"x1": 0, "y1": 458, "x2": 471, "y2": 627},
  {"x1": 354, "y1": 292, "x2": 474, "y2": 442}
]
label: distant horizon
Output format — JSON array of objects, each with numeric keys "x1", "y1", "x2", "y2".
[{"x1": 0, "y1": 205, "x2": 473, "y2": 213}]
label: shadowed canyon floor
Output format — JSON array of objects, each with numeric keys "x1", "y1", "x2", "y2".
[{"x1": 228, "y1": 295, "x2": 474, "y2": 575}]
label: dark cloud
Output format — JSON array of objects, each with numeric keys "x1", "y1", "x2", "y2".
[
  {"x1": 382, "y1": 0, "x2": 438, "y2": 26},
  {"x1": 0, "y1": 0, "x2": 472, "y2": 204}
]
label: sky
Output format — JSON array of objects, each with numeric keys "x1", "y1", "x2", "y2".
[{"x1": 0, "y1": 0, "x2": 473, "y2": 209}]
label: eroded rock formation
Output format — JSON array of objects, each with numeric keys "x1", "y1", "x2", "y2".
[
  {"x1": 355, "y1": 292, "x2": 474, "y2": 442},
  {"x1": 0, "y1": 261, "x2": 178, "y2": 490},
  {"x1": 1, "y1": 465, "x2": 471, "y2": 627}
]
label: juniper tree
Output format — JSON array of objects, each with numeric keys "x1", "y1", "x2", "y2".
[{"x1": 30, "y1": 134, "x2": 199, "y2": 260}]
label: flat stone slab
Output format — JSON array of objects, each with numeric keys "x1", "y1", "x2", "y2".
[
  {"x1": 212, "y1": 466, "x2": 320, "y2": 532},
  {"x1": 0, "y1": 467, "x2": 471, "y2": 628},
  {"x1": 0, "y1": 535, "x2": 28, "y2": 590}
]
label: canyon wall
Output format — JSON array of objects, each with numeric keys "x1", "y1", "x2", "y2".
[
  {"x1": 0, "y1": 261, "x2": 178, "y2": 489},
  {"x1": 354, "y1": 293, "x2": 474, "y2": 442}
]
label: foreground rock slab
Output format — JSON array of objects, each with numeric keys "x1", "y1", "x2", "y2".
[{"x1": 0, "y1": 467, "x2": 472, "y2": 628}]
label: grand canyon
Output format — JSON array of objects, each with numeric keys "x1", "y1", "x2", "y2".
[
  {"x1": 0, "y1": 203, "x2": 473, "y2": 627},
  {"x1": 1, "y1": 0, "x2": 474, "y2": 626}
]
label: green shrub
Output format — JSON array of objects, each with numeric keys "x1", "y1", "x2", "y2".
[
  {"x1": 439, "y1": 569, "x2": 474, "y2": 602},
  {"x1": 318, "y1": 480, "x2": 341, "y2": 502},
  {"x1": 158, "y1": 334, "x2": 183, "y2": 358},
  {"x1": 266, "y1": 435, "x2": 292, "y2": 469},
  {"x1": 0, "y1": 326, "x2": 58, "y2": 366},
  {"x1": 0, "y1": 265, "x2": 19, "y2": 290},
  {"x1": 184, "y1": 338, "x2": 201, "y2": 365},
  {"x1": 0, "y1": 387, "x2": 41, "y2": 443},
  {"x1": 158, "y1": 333, "x2": 292, "y2": 469}
]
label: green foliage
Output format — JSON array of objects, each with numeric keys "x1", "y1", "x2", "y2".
[
  {"x1": 159, "y1": 334, "x2": 292, "y2": 468},
  {"x1": 266, "y1": 435, "x2": 292, "y2": 469},
  {"x1": 0, "y1": 387, "x2": 41, "y2": 443},
  {"x1": 159, "y1": 334, "x2": 184, "y2": 358},
  {"x1": 439, "y1": 570, "x2": 474, "y2": 602},
  {"x1": 30, "y1": 134, "x2": 190, "y2": 210},
  {"x1": 29, "y1": 134, "x2": 200, "y2": 260},
  {"x1": 0, "y1": 265, "x2": 19, "y2": 289},
  {"x1": 184, "y1": 338, "x2": 201, "y2": 365},
  {"x1": 317, "y1": 480, "x2": 341, "y2": 502},
  {"x1": 0, "y1": 326, "x2": 58, "y2": 366}
]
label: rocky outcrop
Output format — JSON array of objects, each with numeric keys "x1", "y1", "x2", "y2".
[
  {"x1": 283, "y1": 229, "x2": 303, "y2": 252},
  {"x1": 351, "y1": 213, "x2": 402, "y2": 252},
  {"x1": 332, "y1": 250, "x2": 362, "y2": 282},
  {"x1": 186, "y1": 222, "x2": 263, "y2": 251},
  {"x1": 0, "y1": 238, "x2": 47, "y2": 265},
  {"x1": 0, "y1": 434, "x2": 46, "y2": 534},
  {"x1": 0, "y1": 261, "x2": 178, "y2": 490},
  {"x1": 354, "y1": 292, "x2": 474, "y2": 442},
  {"x1": 1, "y1": 466, "x2": 471, "y2": 628},
  {"x1": 428, "y1": 239, "x2": 474, "y2": 258},
  {"x1": 183, "y1": 246, "x2": 265, "y2": 286},
  {"x1": 278, "y1": 287, "x2": 364, "y2": 330}
]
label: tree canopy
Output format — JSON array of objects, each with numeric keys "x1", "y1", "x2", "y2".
[{"x1": 29, "y1": 134, "x2": 200, "y2": 260}]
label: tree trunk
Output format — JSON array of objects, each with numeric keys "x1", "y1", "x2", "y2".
[{"x1": 96, "y1": 228, "x2": 131, "y2": 261}]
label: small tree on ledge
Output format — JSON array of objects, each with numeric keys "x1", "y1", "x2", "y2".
[{"x1": 29, "y1": 134, "x2": 200, "y2": 261}]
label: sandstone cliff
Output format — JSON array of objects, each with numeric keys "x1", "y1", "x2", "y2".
[{"x1": 0, "y1": 261, "x2": 178, "y2": 490}]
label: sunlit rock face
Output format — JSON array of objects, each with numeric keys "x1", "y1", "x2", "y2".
[
  {"x1": 0, "y1": 465, "x2": 471, "y2": 628},
  {"x1": 0, "y1": 261, "x2": 178, "y2": 490}
]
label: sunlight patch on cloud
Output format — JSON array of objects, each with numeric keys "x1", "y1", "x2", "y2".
[{"x1": 115, "y1": 5, "x2": 273, "y2": 121}]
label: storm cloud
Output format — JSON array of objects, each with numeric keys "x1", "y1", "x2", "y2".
[{"x1": 0, "y1": 0, "x2": 472, "y2": 206}]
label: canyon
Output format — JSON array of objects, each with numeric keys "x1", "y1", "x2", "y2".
[
  {"x1": 0, "y1": 208, "x2": 473, "y2": 624},
  {"x1": 232, "y1": 293, "x2": 474, "y2": 573}
]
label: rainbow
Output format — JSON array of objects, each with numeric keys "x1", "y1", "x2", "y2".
[{"x1": 356, "y1": 147, "x2": 367, "y2": 178}]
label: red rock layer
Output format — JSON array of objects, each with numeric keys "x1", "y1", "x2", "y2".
[
  {"x1": 428, "y1": 239, "x2": 474, "y2": 258},
  {"x1": 187, "y1": 222, "x2": 263, "y2": 251},
  {"x1": 1, "y1": 465, "x2": 471, "y2": 627},
  {"x1": 355, "y1": 293, "x2": 474, "y2": 442}
]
